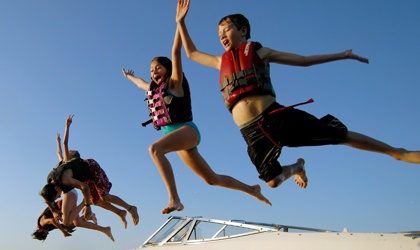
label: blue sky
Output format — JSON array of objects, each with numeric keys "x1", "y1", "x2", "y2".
[{"x1": 1, "y1": 1, "x2": 419, "y2": 250}]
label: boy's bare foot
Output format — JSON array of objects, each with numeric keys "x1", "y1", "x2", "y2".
[
  {"x1": 396, "y1": 149, "x2": 420, "y2": 164},
  {"x1": 128, "y1": 206, "x2": 139, "y2": 226},
  {"x1": 161, "y1": 202, "x2": 184, "y2": 214},
  {"x1": 293, "y1": 158, "x2": 308, "y2": 188},
  {"x1": 117, "y1": 210, "x2": 128, "y2": 229},
  {"x1": 104, "y1": 226, "x2": 114, "y2": 242},
  {"x1": 251, "y1": 185, "x2": 272, "y2": 206}
]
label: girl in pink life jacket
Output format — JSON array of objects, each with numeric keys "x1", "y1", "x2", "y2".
[{"x1": 122, "y1": 27, "x2": 272, "y2": 214}]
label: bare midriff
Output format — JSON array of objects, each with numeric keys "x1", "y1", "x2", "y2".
[{"x1": 231, "y1": 94, "x2": 276, "y2": 127}]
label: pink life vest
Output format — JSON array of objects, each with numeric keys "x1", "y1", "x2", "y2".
[
  {"x1": 219, "y1": 41, "x2": 276, "y2": 111},
  {"x1": 143, "y1": 82, "x2": 172, "y2": 130},
  {"x1": 142, "y1": 75, "x2": 193, "y2": 130}
]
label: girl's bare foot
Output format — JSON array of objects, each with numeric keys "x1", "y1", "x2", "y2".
[
  {"x1": 117, "y1": 210, "x2": 128, "y2": 229},
  {"x1": 293, "y1": 158, "x2": 308, "y2": 188},
  {"x1": 161, "y1": 202, "x2": 184, "y2": 214},
  {"x1": 251, "y1": 185, "x2": 272, "y2": 206},
  {"x1": 89, "y1": 213, "x2": 98, "y2": 224},
  {"x1": 104, "y1": 226, "x2": 114, "y2": 242},
  {"x1": 128, "y1": 206, "x2": 139, "y2": 226}
]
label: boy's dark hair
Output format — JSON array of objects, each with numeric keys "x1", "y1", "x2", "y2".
[
  {"x1": 152, "y1": 56, "x2": 172, "y2": 79},
  {"x1": 219, "y1": 14, "x2": 251, "y2": 40},
  {"x1": 40, "y1": 183, "x2": 58, "y2": 203}
]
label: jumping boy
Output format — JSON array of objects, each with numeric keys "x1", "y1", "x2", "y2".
[{"x1": 175, "y1": 0, "x2": 420, "y2": 189}]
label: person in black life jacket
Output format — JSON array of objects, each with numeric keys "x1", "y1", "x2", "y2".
[
  {"x1": 32, "y1": 199, "x2": 74, "y2": 241},
  {"x1": 36, "y1": 129, "x2": 114, "y2": 241},
  {"x1": 122, "y1": 27, "x2": 272, "y2": 214},
  {"x1": 33, "y1": 193, "x2": 114, "y2": 242},
  {"x1": 42, "y1": 115, "x2": 139, "y2": 229},
  {"x1": 175, "y1": 0, "x2": 420, "y2": 189}
]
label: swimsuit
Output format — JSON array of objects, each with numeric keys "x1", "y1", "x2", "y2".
[{"x1": 240, "y1": 102, "x2": 348, "y2": 182}]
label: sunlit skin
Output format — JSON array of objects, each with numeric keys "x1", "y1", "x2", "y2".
[
  {"x1": 38, "y1": 191, "x2": 115, "y2": 241},
  {"x1": 175, "y1": 0, "x2": 420, "y2": 191},
  {"x1": 122, "y1": 26, "x2": 272, "y2": 214},
  {"x1": 48, "y1": 115, "x2": 140, "y2": 228}
]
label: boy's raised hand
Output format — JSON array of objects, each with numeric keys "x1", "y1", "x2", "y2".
[
  {"x1": 344, "y1": 49, "x2": 369, "y2": 64},
  {"x1": 176, "y1": 0, "x2": 190, "y2": 23}
]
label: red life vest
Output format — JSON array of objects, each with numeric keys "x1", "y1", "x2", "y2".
[{"x1": 220, "y1": 41, "x2": 276, "y2": 111}]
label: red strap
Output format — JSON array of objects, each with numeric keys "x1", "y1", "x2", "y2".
[
  {"x1": 258, "y1": 98, "x2": 314, "y2": 149},
  {"x1": 266, "y1": 98, "x2": 314, "y2": 116}
]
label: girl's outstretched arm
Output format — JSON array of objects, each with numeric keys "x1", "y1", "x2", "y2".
[{"x1": 122, "y1": 68, "x2": 150, "y2": 91}]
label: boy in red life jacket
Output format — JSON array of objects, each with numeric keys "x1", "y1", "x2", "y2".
[{"x1": 175, "y1": 0, "x2": 420, "y2": 189}]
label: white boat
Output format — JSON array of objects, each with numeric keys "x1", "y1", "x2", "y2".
[{"x1": 135, "y1": 216, "x2": 420, "y2": 250}]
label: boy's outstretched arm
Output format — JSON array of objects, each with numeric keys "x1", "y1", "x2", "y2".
[
  {"x1": 176, "y1": 0, "x2": 221, "y2": 70},
  {"x1": 260, "y1": 47, "x2": 369, "y2": 67}
]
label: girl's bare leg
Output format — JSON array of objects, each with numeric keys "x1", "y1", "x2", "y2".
[
  {"x1": 178, "y1": 148, "x2": 272, "y2": 206},
  {"x1": 148, "y1": 126, "x2": 201, "y2": 214},
  {"x1": 101, "y1": 194, "x2": 139, "y2": 226},
  {"x1": 61, "y1": 191, "x2": 83, "y2": 227},
  {"x1": 73, "y1": 216, "x2": 114, "y2": 241},
  {"x1": 95, "y1": 199, "x2": 128, "y2": 228}
]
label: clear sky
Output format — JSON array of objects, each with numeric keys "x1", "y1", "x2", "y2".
[{"x1": 1, "y1": 1, "x2": 419, "y2": 250}]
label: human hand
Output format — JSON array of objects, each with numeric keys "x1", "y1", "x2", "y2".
[
  {"x1": 63, "y1": 229, "x2": 72, "y2": 237},
  {"x1": 66, "y1": 114, "x2": 74, "y2": 127},
  {"x1": 176, "y1": 0, "x2": 190, "y2": 23},
  {"x1": 56, "y1": 133, "x2": 61, "y2": 142},
  {"x1": 122, "y1": 68, "x2": 135, "y2": 78},
  {"x1": 53, "y1": 210, "x2": 63, "y2": 223},
  {"x1": 83, "y1": 205, "x2": 93, "y2": 221},
  {"x1": 344, "y1": 49, "x2": 369, "y2": 64}
]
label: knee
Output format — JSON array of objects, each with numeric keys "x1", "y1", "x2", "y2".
[
  {"x1": 266, "y1": 178, "x2": 281, "y2": 188},
  {"x1": 62, "y1": 217, "x2": 73, "y2": 227},
  {"x1": 148, "y1": 143, "x2": 162, "y2": 158},
  {"x1": 204, "y1": 177, "x2": 217, "y2": 186},
  {"x1": 202, "y1": 175, "x2": 220, "y2": 186},
  {"x1": 72, "y1": 218, "x2": 81, "y2": 227},
  {"x1": 100, "y1": 195, "x2": 110, "y2": 203}
]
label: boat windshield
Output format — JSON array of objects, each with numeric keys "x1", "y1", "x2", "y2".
[
  {"x1": 146, "y1": 217, "x2": 189, "y2": 245},
  {"x1": 143, "y1": 216, "x2": 272, "y2": 247}
]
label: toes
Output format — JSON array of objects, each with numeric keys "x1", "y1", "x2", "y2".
[{"x1": 161, "y1": 204, "x2": 184, "y2": 214}]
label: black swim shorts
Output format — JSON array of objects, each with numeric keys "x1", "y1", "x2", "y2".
[{"x1": 240, "y1": 102, "x2": 348, "y2": 182}]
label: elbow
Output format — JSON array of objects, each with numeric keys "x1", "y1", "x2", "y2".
[
  {"x1": 172, "y1": 49, "x2": 181, "y2": 56},
  {"x1": 80, "y1": 183, "x2": 89, "y2": 192},
  {"x1": 185, "y1": 51, "x2": 195, "y2": 60},
  {"x1": 299, "y1": 58, "x2": 312, "y2": 67}
]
